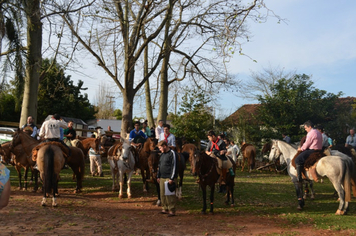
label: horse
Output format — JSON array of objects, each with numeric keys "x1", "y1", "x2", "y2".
[
  {"x1": 11, "y1": 129, "x2": 85, "y2": 193},
  {"x1": 190, "y1": 151, "x2": 236, "y2": 214},
  {"x1": 73, "y1": 137, "x2": 101, "y2": 158},
  {"x1": 138, "y1": 137, "x2": 158, "y2": 192},
  {"x1": 107, "y1": 139, "x2": 136, "y2": 198},
  {"x1": 36, "y1": 144, "x2": 65, "y2": 206},
  {"x1": 0, "y1": 141, "x2": 39, "y2": 191},
  {"x1": 240, "y1": 143, "x2": 256, "y2": 172},
  {"x1": 269, "y1": 139, "x2": 356, "y2": 215}
]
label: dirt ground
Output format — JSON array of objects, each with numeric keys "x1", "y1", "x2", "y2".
[{"x1": 1, "y1": 187, "x2": 352, "y2": 236}]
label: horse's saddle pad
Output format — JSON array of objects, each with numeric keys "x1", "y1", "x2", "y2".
[{"x1": 32, "y1": 142, "x2": 69, "y2": 162}]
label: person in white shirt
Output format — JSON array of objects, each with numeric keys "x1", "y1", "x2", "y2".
[
  {"x1": 39, "y1": 114, "x2": 68, "y2": 141},
  {"x1": 159, "y1": 124, "x2": 176, "y2": 149},
  {"x1": 155, "y1": 120, "x2": 164, "y2": 140}
]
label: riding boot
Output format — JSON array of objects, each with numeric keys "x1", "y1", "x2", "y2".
[
  {"x1": 220, "y1": 168, "x2": 228, "y2": 185},
  {"x1": 296, "y1": 165, "x2": 304, "y2": 183}
]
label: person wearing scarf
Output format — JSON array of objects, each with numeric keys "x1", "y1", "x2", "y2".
[{"x1": 158, "y1": 124, "x2": 176, "y2": 150}]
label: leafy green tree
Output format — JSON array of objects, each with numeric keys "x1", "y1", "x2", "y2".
[
  {"x1": 0, "y1": 89, "x2": 21, "y2": 122},
  {"x1": 114, "y1": 109, "x2": 123, "y2": 120},
  {"x1": 257, "y1": 74, "x2": 341, "y2": 141},
  {"x1": 37, "y1": 59, "x2": 96, "y2": 123},
  {"x1": 171, "y1": 90, "x2": 214, "y2": 143}
]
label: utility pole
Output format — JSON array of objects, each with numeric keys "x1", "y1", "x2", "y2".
[{"x1": 106, "y1": 95, "x2": 115, "y2": 118}]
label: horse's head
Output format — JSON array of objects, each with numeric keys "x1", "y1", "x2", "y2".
[
  {"x1": 190, "y1": 150, "x2": 202, "y2": 176},
  {"x1": 0, "y1": 142, "x2": 12, "y2": 165},
  {"x1": 10, "y1": 129, "x2": 22, "y2": 148},
  {"x1": 269, "y1": 140, "x2": 281, "y2": 162},
  {"x1": 92, "y1": 137, "x2": 101, "y2": 154},
  {"x1": 120, "y1": 142, "x2": 132, "y2": 162}
]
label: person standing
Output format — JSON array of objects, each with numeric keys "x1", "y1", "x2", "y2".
[
  {"x1": 89, "y1": 137, "x2": 104, "y2": 177},
  {"x1": 63, "y1": 121, "x2": 76, "y2": 146},
  {"x1": 157, "y1": 141, "x2": 178, "y2": 217},
  {"x1": 22, "y1": 116, "x2": 38, "y2": 138},
  {"x1": 158, "y1": 124, "x2": 176, "y2": 150},
  {"x1": 155, "y1": 120, "x2": 164, "y2": 140},
  {"x1": 345, "y1": 129, "x2": 356, "y2": 149}
]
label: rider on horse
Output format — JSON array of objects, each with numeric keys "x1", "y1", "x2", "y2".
[
  {"x1": 22, "y1": 116, "x2": 38, "y2": 139},
  {"x1": 129, "y1": 121, "x2": 148, "y2": 149},
  {"x1": 205, "y1": 130, "x2": 233, "y2": 193},
  {"x1": 158, "y1": 124, "x2": 176, "y2": 150},
  {"x1": 296, "y1": 120, "x2": 322, "y2": 183},
  {"x1": 33, "y1": 114, "x2": 71, "y2": 169}
]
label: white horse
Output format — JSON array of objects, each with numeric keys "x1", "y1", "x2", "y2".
[
  {"x1": 269, "y1": 139, "x2": 356, "y2": 215},
  {"x1": 108, "y1": 139, "x2": 135, "y2": 199}
]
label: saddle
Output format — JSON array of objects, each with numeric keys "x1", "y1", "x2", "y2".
[
  {"x1": 32, "y1": 141, "x2": 69, "y2": 162},
  {"x1": 292, "y1": 150, "x2": 325, "y2": 182}
]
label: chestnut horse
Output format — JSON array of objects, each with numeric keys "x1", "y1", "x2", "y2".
[
  {"x1": 37, "y1": 144, "x2": 65, "y2": 206},
  {"x1": 138, "y1": 137, "x2": 158, "y2": 192},
  {"x1": 1, "y1": 140, "x2": 39, "y2": 191},
  {"x1": 240, "y1": 143, "x2": 256, "y2": 172},
  {"x1": 190, "y1": 151, "x2": 236, "y2": 214},
  {"x1": 11, "y1": 129, "x2": 85, "y2": 193}
]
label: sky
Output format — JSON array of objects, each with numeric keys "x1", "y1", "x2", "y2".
[{"x1": 70, "y1": 0, "x2": 356, "y2": 119}]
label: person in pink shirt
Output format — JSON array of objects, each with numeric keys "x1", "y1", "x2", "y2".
[{"x1": 296, "y1": 120, "x2": 322, "y2": 183}]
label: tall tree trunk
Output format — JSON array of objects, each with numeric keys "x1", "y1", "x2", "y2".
[
  {"x1": 19, "y1": 0, "x2": 42, "y2": 126},
  {"x1": 121, "y1": 55, "x2": 135, "y2": 138},
  {"x1": 157, "y1": 0, "x2": 173, "y2": 123},
  {"x1": 144, "y1": 45, "x2": 154, "y2": 128}
]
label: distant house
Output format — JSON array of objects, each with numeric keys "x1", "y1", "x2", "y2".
[
  {"x1": 223, "y1": 104, "x2": 261, "y2": 127},
  {"x1": 86, "y1": 119, "x2": 122, "y2": 132}
]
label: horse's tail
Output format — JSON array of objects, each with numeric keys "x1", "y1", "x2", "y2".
[
  {"x1": 343, "y1": 160, "x2": 352, "y2": 202},
  {"x1": 348, "y1": 160, "x2": 356, "y2": 197},
  {"x1": 44, "y1": 146, "x2": 55, "y2": 193}
]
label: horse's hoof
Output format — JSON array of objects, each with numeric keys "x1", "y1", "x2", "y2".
[
  {"x1": 41, "y1": 202, "x2": 46, "y2": 207},
  {"x1": 335, "y1": 210, "x2": 344, "y2": 215},
  {"x1": 128, "y1": 195, "x2": 131, "y2": 199},
  {"x1": 119, "y1": 195, "x2": 123, "y2": 199},
  {"x1": 297, "y1": 205, "x2": 303, "y2": 211},
  {"x1": 52, "y1": 203, "x2": 58, "y2": 207},
  {"x1": 310, "y1": 195, "x2": 315, "y2": 200},
  {"x1": 230, "y1": 204, "x2": 235, "y2": 207},
  {"x1": 156, "y1": 200, "x2": 161, "y2": 206},
  {"x1": 143, "y1": 189, "x2": 147, "y2": 193}
]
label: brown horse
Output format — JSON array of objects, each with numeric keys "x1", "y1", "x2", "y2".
[
  {"x1": 37, "y1": 144, "x2": 65, "y2": 206},
  {"x1": 190, "y1": 151, "x2": 236, "y2": 214},
  {"x1": 11, "y1": 129, "x2": 85, "y2": 193},
  {"x1": 138, "y1": 137, "x2": 158, "y2": 192},
  {"x1": 73, "y1": 137, "x2": 101, "y2": 157},
  {"x1": 1, "y1": 140, "x2": 39, "y2": 191},
  {"x1": 240, "y1": 143, "x2": 256, "y2": 172}
]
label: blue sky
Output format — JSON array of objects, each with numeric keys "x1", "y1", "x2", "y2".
[
  {"x1": 219, "y1": 0, "x2": 356, "y2": 117},
  {"x1": 72, "y1": 1, "x2": 356, "y2": 119}
]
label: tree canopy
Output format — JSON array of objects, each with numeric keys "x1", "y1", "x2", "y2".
[
  {"x1": 257, "y1": 74, "x2": 343, "y2": 141},
  {"x1": 37, "y1": 59, "x2": 96, "y2": 123},
  {"x1": 171, "y1": 90, "x2": 213, "y2": 143}
]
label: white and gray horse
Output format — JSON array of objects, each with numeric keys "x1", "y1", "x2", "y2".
[
  {"x1": 107, "y1": 139, "x2": 136, "y2": 199},
  {"x1": 269, "y1": 139, "x2": 356, "y2": 215}
]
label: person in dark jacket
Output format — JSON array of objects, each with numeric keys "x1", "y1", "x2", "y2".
[{"x1": 157, "y1": 140, "x2": 178, "y2": 217}]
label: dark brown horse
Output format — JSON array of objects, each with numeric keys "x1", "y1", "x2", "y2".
[
  {"x1": 147, "y1": 150, "x2": 161, "y2": 205},
  {"x1": 240, "y1": 143, "x2": 256, "y2": 172},
  {"x1": 73, "y1": 137, "x2": 101, "y2": 157},
  {"x1": 190, "y1": 151, "x2": 236, "y2": 214}
]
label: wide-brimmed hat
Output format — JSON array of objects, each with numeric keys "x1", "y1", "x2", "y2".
[{"x1": 95, "y1": 126, "x2": 102, "y2": 129}]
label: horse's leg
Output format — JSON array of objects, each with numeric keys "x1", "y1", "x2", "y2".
[
  {"x1": 145, "y1": 167, "x2": 150, "y2": 191},
  {"x1": 24, "y1": 167, "x2": 29, "y2": 190},
  {"x1": 230, "y1": 183, "x2": 235, "y2": 207},
  {"x1": 177, "y1": 170, "x2": 183, "y2": 200},
  {"x1": 308, "y1": 180, "x2": 315, "y2": 199},
  {"x1": 155, "y1": 181, "x2": 161, "y2": 206},
  {"x1": 303, "y1": 182, "x2": 309, "y2": 199},
  {"x1": 33, "y1": 168, "x2": 39, "y2": 192},
  {"x1": 333, "y1": 182, "x2": 346, "y2": 215},
  {"x1": 118, "y1": 170, "x2": 124, "y2": 198},
  {"x1": 52, "y1": 173, "x2": 58, "y2": 207},
  {"x1": 241, "y1": 158, "x2": 245, "y2": 172},
  {"x1": 127, "y1": 171, "x2": 133, "y2": 199},
  {"x1": 201, "y1": 185, "x2": 207, "y2": 214},
  {"x1": 16, "y1": 165, "x2": 23, "y2": 190},
  {"x1": 293, "y1": 181, "x2": 304, "y2": 210},
  {"x1": 209, "y1": 184, "x2": 215, "y2": 214},
  {"x1": 141, "y1": 168, "x2": 147, "y2": 192},
  {"x1": 41, "y1": 173, "x2": 47, "y2": 206}
]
